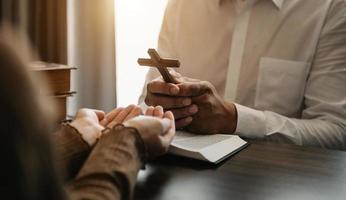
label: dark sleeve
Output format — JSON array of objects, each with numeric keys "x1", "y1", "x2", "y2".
[
  {"x1": 65, "y1": 125, "x2": 146, "y2": 200},
  {"x1": 53, "y1": 124, "x2": 92, "y2": 181}
]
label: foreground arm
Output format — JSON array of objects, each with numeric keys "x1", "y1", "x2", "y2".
[
  {"x1": 53, "y1": 125, "x2": 91, "y2": 181},
  {"x1": 53, "y1": 106, "x2": 142, "y2": 181},
  {"x1": 63, "y1": 107, "x2": 175, "y2": 200},
  {"x1": 65, "y1": 125, "x2": 145, "y2": 200}
]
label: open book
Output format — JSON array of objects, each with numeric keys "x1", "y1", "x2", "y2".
[{"x1": 169, "y1": 131, "x2": 248, "y2": 164}]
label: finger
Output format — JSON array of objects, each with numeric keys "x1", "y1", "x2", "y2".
[
  {"x1": 124, "y1": 106, "x2": 142, "y2": 121},
  {"x1": 159, "y1": 118, "x2": 173, "y2": 135},
  {"x1": 106, "y1": 107, "x2": 124, "y2": 120},
  {"x1": 175, "y1": 117, "x2": 193, "y2": 129},
  {"x1": 177, "y1": 81, "x2": 212, "y2": 97},
  {"x1": 153, "y1": 106, "x2": 164, "y2": 118},
  {"x1": 101, "y1": 107, "x2": 124, "y2": 126},
  {"x1": 145, "y1": 92, "x2": 192, "y2": 109},
  {"x1": 92, "y1": 110, "x2": 106, "y2": 121},
  {"x1": 164, "y1": 111, "x2": 175, "y2": 131},
  {"x1": 169, "y1": 104, "x2": 198, "y2": 120},
  {"x1": 160, "y1": 129, "x2": 175, "y2": 147},
  {"x1": 147, "y1": 80, "x2": 180, "y2": 96},
  {"x1": 110, "y1": 105, "x2": 136, "y2": 127},
  {"x1": 75, "y1": 108, "x2": 105, "y2": 121},
  {"x1": 107, "y1": 120, "x2": 119, "y2": 129},
  {"x1": 164, "y1": 110, "x2": 175, "y2": 121},
  {"x1": 160, "y1": 113, "x2": 176, "y2": 146},
  {"x1": 145, "y1": 106, "x2": 155, "y2": 116}
]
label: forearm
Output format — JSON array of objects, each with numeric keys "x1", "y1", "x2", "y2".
[
  {"x1": 65, "y1": 125, "x2": 146, "y2": 200},
  {"x1": 53, "y1": 124, "x2": 91, "y2": 181},
  {"x1": 234, "y1": 104, "x2": 346, "y2": 150}
]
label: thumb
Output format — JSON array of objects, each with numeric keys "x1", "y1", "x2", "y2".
[
  {"x1": 159, "y1": 118, "x2": 172, "y2": 135},
  {"x1": 164, "y1": 111, "x2": 174, "y2": 121}
]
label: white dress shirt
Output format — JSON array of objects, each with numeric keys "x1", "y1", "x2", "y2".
[{"x1": 138, "y1": 0, "x2": 346, "y2": 150}]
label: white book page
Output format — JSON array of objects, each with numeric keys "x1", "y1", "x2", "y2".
[
  {"x1": 172, "y1": 131, "x2": 232, "y2": 151},
  {"x1": 170, "y1": 131, "x2": 248, "y2": 163}
]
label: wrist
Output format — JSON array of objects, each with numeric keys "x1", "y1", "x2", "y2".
[
  {"x1": 70, "y1": 118, "x2": 103, "y2": 146},
  {"x1": 124, "y1": 127, "x2": 148, "y2": 167},
  {"x1": 103, "y1": 125, "x2": 148, "y2": 167},
  {"x1": 222, "y1": 101, "x2": 238, "y2": 134}
]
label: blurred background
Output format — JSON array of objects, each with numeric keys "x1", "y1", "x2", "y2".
[
  {"x1": 115, "y1": 0, "x2": 168, "y2": 107},
  {"x1": 68, "y1": 0, "x2": 168, "y2": 115},
  {"x1": 0, "y1": 0, "x2": 168, "y2": 117}
]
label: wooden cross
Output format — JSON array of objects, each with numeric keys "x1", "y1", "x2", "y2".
[{"x1": 138, "y1": 48, "x2": 180, "y2": 83}]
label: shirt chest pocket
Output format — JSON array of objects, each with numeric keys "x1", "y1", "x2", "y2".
[{"x1": 255, "y1": 57, "x2": 310, "y2": 117}]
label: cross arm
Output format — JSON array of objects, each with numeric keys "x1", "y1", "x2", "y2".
[
  {"x1": 137, "y1": 58, "x2": 180, "y2": 68},
  {"x1": 137, "y1": 49, "x2": 180, "y2": 83}
]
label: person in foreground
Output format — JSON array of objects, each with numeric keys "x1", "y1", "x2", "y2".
[
  {"x1": 139, "y1": 0, "x2": 346, "y2": 150},
  {"x1": 0, "y1": 29, "x2": 175, "y2": 199}
]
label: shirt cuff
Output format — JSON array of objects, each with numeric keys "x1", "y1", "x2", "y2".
[
  {"x1": 234, "y1": 103, "x2": 266, "y2": 139},
  {"x1": 139, "y1": 101, "x2": 149, "y2": 112}
]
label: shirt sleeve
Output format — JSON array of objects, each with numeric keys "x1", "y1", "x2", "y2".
[
  {"x1": 235, "y1": 1, "x2": 346, "y2": 150},
  {"x1": 65, "y1": 125, "x2": 146, "y2": 200},
  {"x1": 53, "y1": 124, "x2": 91, "y2": 181}
]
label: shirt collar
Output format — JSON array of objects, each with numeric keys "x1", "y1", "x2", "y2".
[{"x1": 218, "y1": 0, "x2": 285, "y2": 10}]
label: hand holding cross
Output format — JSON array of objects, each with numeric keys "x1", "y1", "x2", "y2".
[{"x1": 138, "y1": 49, "x2": 180, "y2": 83}]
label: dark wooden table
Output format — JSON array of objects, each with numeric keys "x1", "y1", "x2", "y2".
[{"x1": 134, "y1": 140, "x2": 346, "y2": 200}]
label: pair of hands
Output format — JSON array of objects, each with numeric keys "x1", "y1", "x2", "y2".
[
  {"x1": 70, "y1": 105, "x2": 175, "y2": 159},
  {"x1": 145, "y1": 72, "x2": 238, "y2": 134}
]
